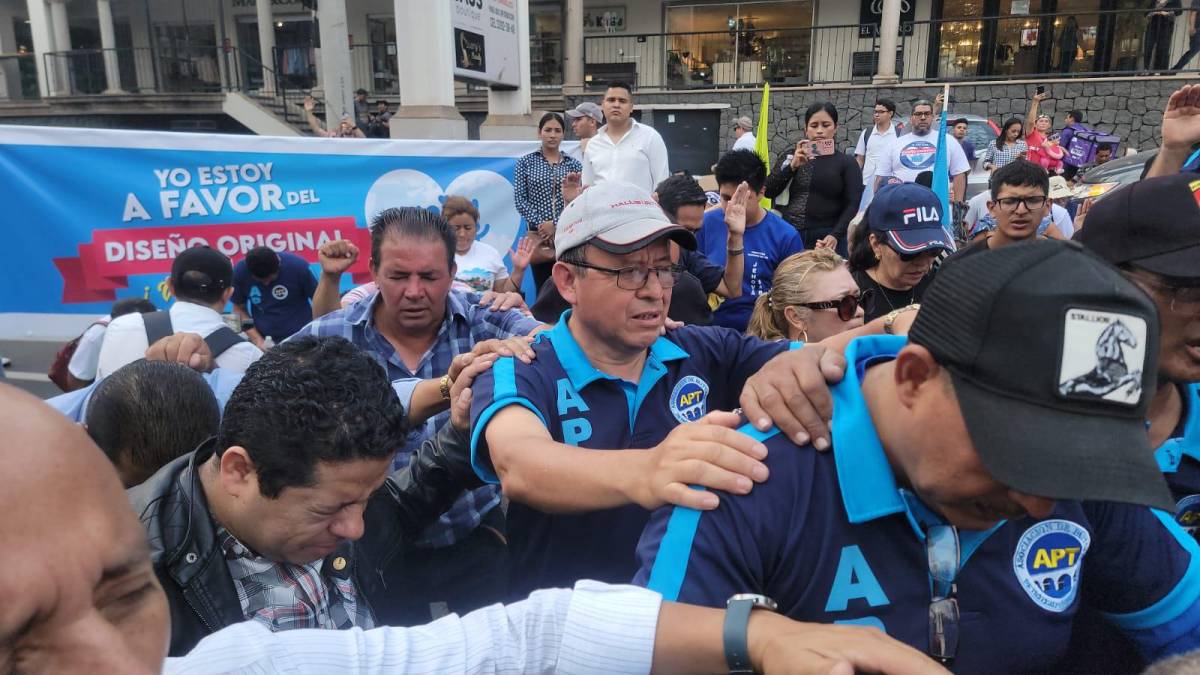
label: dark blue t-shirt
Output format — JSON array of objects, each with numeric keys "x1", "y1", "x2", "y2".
[
  {"x1": 696, "y1": 208, "x2": 804, "y2": 332},
  {"x1": 470, "y1": 315, "x2": 793, "y2": 599},
  {"x1": 231, "y1": 251, "x2": 318, "y2": 341},
  {"x1": 635, "y1": 336, "x2": 1200, "y2": 671}
]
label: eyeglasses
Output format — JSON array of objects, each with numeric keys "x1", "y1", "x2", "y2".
[
  {"x1": 994, "y1": 196, "x2": 1048, "y2": 212},
  {"x1": 799, "y1": 290, "x2": 872, "y2": 322},
  {"x1": 912, "y1": 111, "x2": 933, "y2": 118},
  {"x1": 926, "y1": 525, "x2": 961, "y2": 666},
  {"x1": 1129, "y1": 274, "x2": 1200, "y2": 315},
  {"x1": 873, "y1": 109, "x2": 891, "y2": 115},
  {"x1": 570, "y1": 260, "x2": 684, "y2": 291}
]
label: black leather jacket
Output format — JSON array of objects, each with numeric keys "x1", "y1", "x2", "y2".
[{"x1": 129, "y1": 422, "x2": 480, "y2": 656}]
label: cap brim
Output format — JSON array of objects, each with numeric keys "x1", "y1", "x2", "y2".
[
  {"x1": 565, "y1": 110, "x2": 585, "y2": 117},
  {"x1": 590, "y1": 221, "x2": 697, "y2": 254},
  {"x1": 886, "y1": 228, "x2": 956, "y2": 255},
  {"x1": 1127, "y1": 244, "x2": 1200, "y2": 280},
  {"x1": 951, "y1": 370, "x2": 1174, "y2": 512},
  {"x1": 1048, "y1": 190, "x2": 1072, "y2": 200}
]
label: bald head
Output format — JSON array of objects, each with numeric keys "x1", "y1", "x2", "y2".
[{"x1": 0, "y1": 384, "x2": 169, "y2": 673}]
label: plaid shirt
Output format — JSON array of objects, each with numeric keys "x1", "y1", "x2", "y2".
[
  {"x1": 217, "y1": 527, "x2": 373, "y2": 632},
  {"x1": 290, "y1": 288, "x2": 542, "y2": 547}
]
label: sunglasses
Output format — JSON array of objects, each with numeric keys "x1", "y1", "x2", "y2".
[
  {"x1": 799, "y1": 290, "x2": 871, "y2": 322},
  {"x1": 926, "y1": 525, "x2": 961, "y2": 666}
]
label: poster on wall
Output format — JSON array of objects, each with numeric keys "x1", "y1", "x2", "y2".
[
  {"x1": 583, "y1": 6, "x2": 626, "y2": 34},
  {"x1": 451, "y1": 0, "x2": 521, "y2": 88},
  {"x1": 858, "y1": 0, "x2": 916, "y2": 37},
  {"x1": 0, "y1": 125, "x2": 573, "y2": 320}
]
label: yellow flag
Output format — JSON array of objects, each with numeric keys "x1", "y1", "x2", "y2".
[{"x1": 754, "y1": 83, "x2": 771, "y2": 209}]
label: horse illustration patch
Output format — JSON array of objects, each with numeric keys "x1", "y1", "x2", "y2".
[{"x1": 1058, "y1": 308, "x2": 1147, "y2": 406}]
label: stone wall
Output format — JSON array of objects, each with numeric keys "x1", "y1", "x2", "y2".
[{"x1": 566, "y1": 77, "x2": 1189, "y2": 160}]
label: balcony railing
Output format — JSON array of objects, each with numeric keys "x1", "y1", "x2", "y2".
[{"x1": 584, "y1": 7, "x2": 1200, "y2": 90}]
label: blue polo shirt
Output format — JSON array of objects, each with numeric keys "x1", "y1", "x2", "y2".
[
  {"x1": 696, "y1": 208, "x2": 804, "y2": 332},
  {"x1": 1158, "y1": 384, "x2": 1200, "y2": 538},
  {"x1": 231, "y1": 252, "x2": 318, "y2": 341},
  {"x1": 470, "y1": 313, "x2": 793, "y2": 599},
  {"x1": 635, "y1": 335, "x2": 1200, "y2": 670}
]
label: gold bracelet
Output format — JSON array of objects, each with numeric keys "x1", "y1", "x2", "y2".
[
  {"x1": 883, "y1": 304, "x2": 921, "y2": 335},
  {"x1": 439, "y1": 374, "x2": 452, "y2": 402}
]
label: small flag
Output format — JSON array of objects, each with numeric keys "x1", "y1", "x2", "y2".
[
  {"x1": 931, "y1": 84, "x2": 953, "y2": 241},
  {"x1": 754, "y1": 83, "x2": 772, "y2": 209}
]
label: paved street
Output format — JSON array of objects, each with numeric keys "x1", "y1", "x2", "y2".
[{"x1": 1, "y1": 339, "x2": 68, "y2": 400}]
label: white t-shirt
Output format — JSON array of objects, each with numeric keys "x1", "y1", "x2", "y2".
[
  {"x1": 877, "y1": 131, "x2": 971, "y2": 184},
  {"x1": 67, "y1": 316, "x2": 110, "y2": 381},
  {"x1": 732, "y1": 132, "x2": 757, "y2": 152},
  {"x1": 581, "y1": 121, "x2": 671, "y2": 194},
  {"x1": 454, "y1": 241, "x2": 509, "y2": 293},
  {"x1": 1050, "y1": 203, "x2": 1075, "y2": 238},
  {"x1": 854, "y1": 125, "x2": 899, "y2": 185},
  {"x1": 96, "y1": 301, "x2": 262, "y2": 379},
  {"x1": 964, "y1": 190, "x2": 992, "y2": 233}
]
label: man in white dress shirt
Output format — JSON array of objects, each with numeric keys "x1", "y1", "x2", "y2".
[
  {"x1": 732, "y1": 115, "x2": 757, "y2": 152},
  {"x1": 581, "y1": 82, "x2": 671, "y2": 194},
  {"x1": 96, "y1": 246, "x2": 262, "y2": 379}
]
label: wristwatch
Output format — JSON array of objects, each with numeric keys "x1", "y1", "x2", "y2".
[
  {"x1": 884, "y1": 303, "x2": 921, "y2": 335},
  {"x1": 439, "y1": 374, "x2": 453, "y2": 402},
  {"x1": 724, "y1": 593, "x2": 778, "y2": 673},
  {"x1": 727, "y1": 247, "x2": 745, "y2": 256}
]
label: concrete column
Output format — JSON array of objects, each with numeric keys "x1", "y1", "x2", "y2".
[
  {"x1": 48, "y1": 0, "x2": 71, "y2": 94},
  {"x1": 317, "y1": 0, "x2": 354, "y2": 124},
  {"x1": 563, "y1": 0, "x2": 583, "y2": 95},
  {"x1": 480, "y1": 0, "x2": 534, "y2": 140},
  {"x1": 0, "y1": 6, "x2": 21, "y2": 99},
  {"x1": 25, "y1": 0, "x2": 56, "y2": 96},
  {"x1": 96, "y1": 0, "x2": 121, "y2": 92},
  {"x1": 127, "y1": 0, "x2": 155, "y2": 92},
  {"x1": 255, "y1": 0, "x2": 275, "y2": 93},
  {"x1": 390, "y1": 0, "x2": 466, "y2": 139},
  {"x1": 873, "y1": 0, "x2": 901, "y2": 83}
]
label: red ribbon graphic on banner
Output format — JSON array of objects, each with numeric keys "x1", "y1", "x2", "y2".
[{"x1": 53, "y1": 218, "x2": 373, "y2": 303}]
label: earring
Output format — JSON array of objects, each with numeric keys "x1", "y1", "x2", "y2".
[{"x1": 801, "y1": 329, "x2": 809, "y2": 343}]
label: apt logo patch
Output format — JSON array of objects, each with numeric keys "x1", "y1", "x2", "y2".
[
  {"x1": 271, "y1": 284, "x2": 289, "y2": 301},
  {"x1": 670, "y1": 376, "x2": 709, "y2": 423},
  {"x1": 1012, "y1": 519, "x2": 1090, "y2": 612},
  {"x1": 1057, "y1": 308, "x2": 1147, "y2": 405}
]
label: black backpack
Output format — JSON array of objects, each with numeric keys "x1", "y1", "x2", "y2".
[{"x1": 142, "y1": 311, "x2": 247, "y2": 359}]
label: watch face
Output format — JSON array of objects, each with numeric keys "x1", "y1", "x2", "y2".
[{"x1": 727, "y1": 593, "x2": 778, "y2": 610}]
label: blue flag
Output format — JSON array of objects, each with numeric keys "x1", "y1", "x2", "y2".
[{"x1": 932, "y1": 106, "x2": 953, "y2": 240}]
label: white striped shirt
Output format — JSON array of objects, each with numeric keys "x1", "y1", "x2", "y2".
[{"x1": 164, "y1": 581, "x2": 661, "y2": 674}]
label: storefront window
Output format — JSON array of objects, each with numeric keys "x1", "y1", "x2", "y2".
[
  {"x1": 666, "y1": 1, "x2": 812, "y2": 86},
  {"x1": 530, "y1": 2, "x2": 562, "y2": 87}
]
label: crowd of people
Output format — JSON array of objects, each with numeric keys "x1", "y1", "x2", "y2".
[{"x1": 17, "y1": 81, "x2": 1200, "y2": 674}]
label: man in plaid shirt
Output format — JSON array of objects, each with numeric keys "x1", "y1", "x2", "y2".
[{"x1": 293, "y1": 206, "x2": 544, "y2": 624}]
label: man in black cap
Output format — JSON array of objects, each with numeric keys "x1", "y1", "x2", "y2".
[
  {"x1": 637, "y1": 241, "x2": 1200, "y2": 671},
  {"x1": 96, "y1": 246, "x2": 262, "y2": 378}
]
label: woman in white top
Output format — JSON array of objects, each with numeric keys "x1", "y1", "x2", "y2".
[{"x1": 442, "y1": 195, "x2": 534, "y2": 294}]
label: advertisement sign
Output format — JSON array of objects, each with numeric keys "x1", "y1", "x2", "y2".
[
  {"x1": 0, "y1": 125, "x2": 564, "y2": 320},
  {"x1": 858, "y1": 0, "x2": 916, "y2": 37},
  {"x1": 451, "y1": 0, "x2": 521, "y2": 88}
]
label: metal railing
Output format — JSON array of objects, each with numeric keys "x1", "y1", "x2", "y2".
[
  {"x1": 531, "y1": 37, "x2": 563, "y2": 87},
  {"x1": 350, "y1": 42, "x2": 398, "y2": 95},
  {"x1": 43, "y1": 46, "x2": 222, "y2": 95}
]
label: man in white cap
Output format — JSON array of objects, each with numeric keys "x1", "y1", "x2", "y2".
[
  {"x1": 732, "y1": 115, "x2": 757, "y2": 152},
  {"x1": 468, "y1": 180, "x2": 805, "y2": 601},
  {"x1": 564, "y1": 101, "x2": 604, "y2": 159}
]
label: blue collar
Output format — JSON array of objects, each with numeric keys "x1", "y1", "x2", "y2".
[
  {"x1": 547, "y1": 310, "x2": 689, "y2": 390},
  {"x1": 1155, "y1": 383, "x2": 1200, "y2": 472},
  {"x1": 830, "y1": 335, "x2": 910, "y2": 524},
  {"x1": 349, "y1": 287, "x2": 474, "y2": 330}
]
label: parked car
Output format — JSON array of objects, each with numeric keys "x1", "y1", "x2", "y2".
[
  {"x1": 947, "y1": 113, "x2": 1001, "y2": 200},
  {"x1": 1070, "y1": 151, "x2": 1153, "y2": 209}
]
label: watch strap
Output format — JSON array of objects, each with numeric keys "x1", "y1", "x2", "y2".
[{"x1": 723, "y1": 598, "x2": 755, "y2": 674}]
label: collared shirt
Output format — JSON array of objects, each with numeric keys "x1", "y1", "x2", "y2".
[
  {"x1": 231, "y1": 251, "x2": 318, "y2": 342},
  {"x1": 981, "y1": 140, "x2": 1029, "y2": 170},
  {"x1": 67, "y1": 315, "x2": 110, "y2": 380},
  {"x1": 165, "y1": 580, "x2": 661, "y2": 675},
  {"x1": 732, "y1": 131, "x2": 757, "y2": 152},
  {"x1": 216, "y1": 527, "x2": 373, "y2": 632},
  {"x1": 636, "y1": 335, "x2": 1200, "y2": 670},
  {"x1": 46, "y1": 368, "x2": 243, "y2": 423},
  {"x1": 582, "y1": 121, "x2": 671, "y2": 193},
  {"x1": 854, "y1": 124, "x2": 899, "y2": 185},
  {"x1": 1157, "y1": 384, "x2": 1200, "y2": 536},
  {"x1": 96, "y1": 301, "x2": 263, "y2": 380},
  {"x1": 514, "y1": 150, "x2": 583, "y2": 228},
  {"x1": 289, "y1": 288, "x2": 541, "y2": 548},
  {"x1": 470, "y1": 315, "x2": 792, "y2": 599}
]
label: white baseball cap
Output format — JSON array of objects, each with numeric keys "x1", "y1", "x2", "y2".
[{"x1": 554, "y1": 181, "x2": 696, "y2": 258}]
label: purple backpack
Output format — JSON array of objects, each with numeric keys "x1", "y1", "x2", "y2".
[{"x1": 1062, "y1": 124, "x2": 1120, "y2": 167}]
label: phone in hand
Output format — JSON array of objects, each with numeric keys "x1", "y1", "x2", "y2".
[
  {"x1": 808, "y1": 139, "x2": 836, "y2": 156},
  {"x1": 1036, "y1": 85, "x2": 1046, "y2": 96}
]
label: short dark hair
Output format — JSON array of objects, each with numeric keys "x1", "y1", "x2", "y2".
[
  {"x1": 952, "y1": 117, "x2": 969, "y2": 127},
  {"x1": 559, "y1": 242, "x2": 592, "y2": 268},
  {"x1": 86, "y1": 360, "x2": 219, "y2": 486},
  {"x1": 376, "y1": 99, "x2": 388, "y2": 107},
  {"x1": 714, "y1": 149, "x2": 768, "y2": 193},
  {"x1": 912, "y1": 99, "x2": 933, "y2": 112},
  {"x1": 876, "y1": 98, "x2": 896, "y2": 114},
  {"x1": 370, "y1": 206, "x2": 456, "y2": 272},
  {"x1": 216, "y1": 336, "x2": 407, "y2": 499},
  {"x1": 245, "y1": 246, "x2": 280, "y2": 280},
  {"x1": 355, "y1": 88, "x2": 368, "y2": 96},
  {"x1": 1097, "y1": 143, "x2": 1114, "y2": 153},
  {"x1": 538, "y1": 112, "x2": 565, "y2": 131},
  {"x1": 655, "y1": 175, "x2": 708, "y2": 220},
  {"x1": 989, "y1": 159, "x2": 1049, "y2": 198},
  {"x1": 805, "y1": 101, "x2": 839, "y2": 125},
  {"x1": 606, "y1": 81, "x2": 633, "y2": 97},
  {"x1": 1067, "y1": 110, "x2": 1084, "y2": 124},
  {"x1": 110, "y1": 297, "x2": 156, "y2": 318}
]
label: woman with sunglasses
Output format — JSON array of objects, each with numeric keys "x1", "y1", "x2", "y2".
[
  {"x1": 747, "y1": 249, "x2": 865, "y2": 343},
  {"x1": 847, "y1": 183, "x2": 956, "y2": 323}
]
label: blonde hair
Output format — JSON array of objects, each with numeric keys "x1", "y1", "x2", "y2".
[
  {"x1": 746, "y1": 248, "x2": 846, "y2": 341},
  {"x1": 441, "y1": 195, "x2": 479, "y2": 224}
]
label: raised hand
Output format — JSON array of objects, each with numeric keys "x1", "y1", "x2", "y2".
[
  {"x1": 724, "y1": 181, "x2": 753, "y2": 236},
  {"x1": 562, "y1": 172, "x2": 584, "y2": 204},
  {"x1": 1162, "y1": 84, "x2": 1200, "y2": 151},
  {"x1": 510, "y1": 236, "x2": 536, "y2": 270},
  {"x1": 318, "y1": 239, "x2": 359, "y2": 276}
]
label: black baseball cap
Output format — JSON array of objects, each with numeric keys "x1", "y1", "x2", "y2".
[
  {"x1": 171, "y1": 246, "x2": 233, "y2": 297},
  {"x1": 909, "y1": 240, "x2": 1172, "y2": 511},
  {"x1": 1076, "y1": 173, "x2": 1200, "y2": 280}
]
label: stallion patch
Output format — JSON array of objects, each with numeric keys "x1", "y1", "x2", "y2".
[{"x1": 1058, "y1": 308, "x2": 1147, "y2": 406}]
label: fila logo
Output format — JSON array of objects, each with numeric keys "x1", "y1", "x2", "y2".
[{"x1": 902, "y1": 206, "x2": 939, "y2": 226}]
